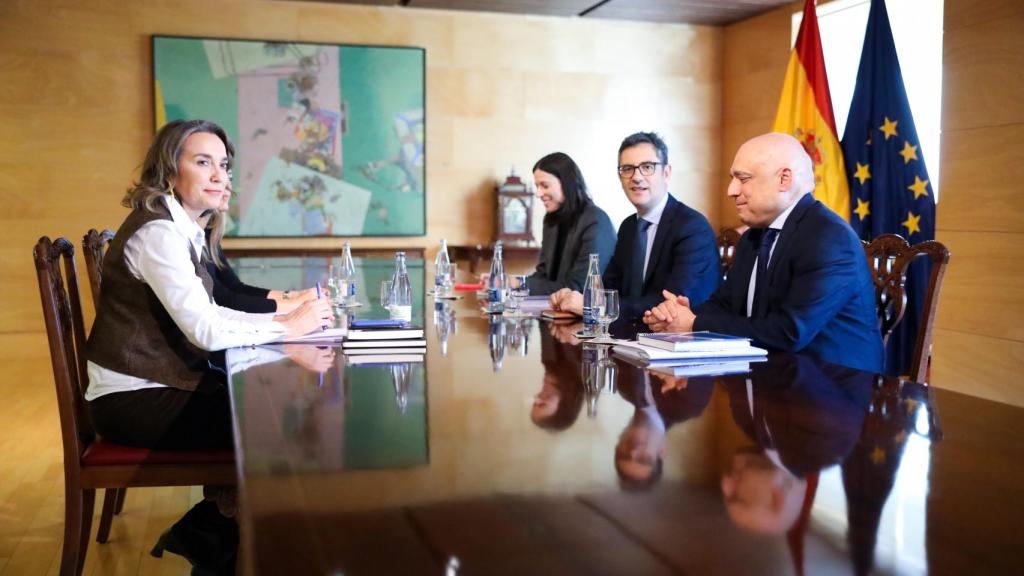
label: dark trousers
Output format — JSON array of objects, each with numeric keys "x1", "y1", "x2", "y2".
[{"x1": 89, "y1": 366, "x2": 233, "y2": 451}]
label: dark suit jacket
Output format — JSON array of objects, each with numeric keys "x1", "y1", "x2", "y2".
[
  {"x1": 603, "y1": 194, "x2": 720, "y2": 321},
  {"x1": 528, "y1": 202, "x2": 616, "y2": 295},
  {"x1": 694, "y1": 194, "x2": 883, "y2": 372},
  {"x1": 721, "y1": 354, "x2": 873, "y2": 478},
  {"x1": 206, "y1": 245, "x2": 276, "y2": 313}
]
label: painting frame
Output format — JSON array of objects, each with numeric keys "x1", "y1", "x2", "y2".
[{"x1": 152, "y1": 34, "x2": 427, "y2": 238}]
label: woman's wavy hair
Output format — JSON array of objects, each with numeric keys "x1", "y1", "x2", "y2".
[
  {"x1": 203, "y1": 209, "x2": 228, "y2": 270},
  {"x1": 122, "y1": 119, "x2": 234, "y2": 213},
  {"x1": 533, "y1": 152, "x2": 592, "y2": 226}
]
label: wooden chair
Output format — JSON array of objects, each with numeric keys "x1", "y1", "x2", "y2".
[
  {"x1": 81, "y1": 229, "x2": 129, "y2": 542},
  {"x1": 81, "y1": 229, "x2": 114, "y2": 308},
  {"x1": 716, "y1": 228, "x2": 742, "y2": 282},
  {"x1": 861, "y1": 233, "x2": 951, "y2": 383},
  {"x1": 34, "y1": 237, "x2": 235, "y2": 575}
]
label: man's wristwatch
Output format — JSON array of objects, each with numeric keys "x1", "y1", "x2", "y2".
[{"x1": 282, "y1": 290, "x2": 292, "y2": 300}]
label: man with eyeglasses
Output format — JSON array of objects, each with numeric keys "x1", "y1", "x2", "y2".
[
  {"x1": 549, "y1": 132, "x2": 720, "y2": 321},
  {"x1": 643, "y1": 133, "x2": 883, "y2": 373}
]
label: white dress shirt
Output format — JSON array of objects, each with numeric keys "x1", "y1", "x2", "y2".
[
  {"x1": 746, "y1": 198, "x2": 800, "y2": 317},
  {"x1": 86, "y1": 195, "x2": 286, "y2": 400},
  {"x1": 638, "y1": 192, "x2": 670, "y2": 280}
]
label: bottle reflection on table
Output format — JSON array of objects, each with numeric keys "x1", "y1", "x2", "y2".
[
  {"x1": 433, "y1": 299, "x2": 457, "y2": 356},
  {"x1": 487, "y1": 314, "x2": 506, "y2": 372},
  {"x1": 389, "y1": 362, "x2": 412, "y2": 414},
  {"x1": 580, "y1": 344, "x2": 617, "y2": 418}
]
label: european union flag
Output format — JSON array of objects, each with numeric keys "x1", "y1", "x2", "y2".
[{"x1": 841, "y1": 0, "x2": 936, "y2": 377}]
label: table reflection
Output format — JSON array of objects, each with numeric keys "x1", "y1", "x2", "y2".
[{"x1": 226, "y1": 257, "x2": 1022, "y2": 576}]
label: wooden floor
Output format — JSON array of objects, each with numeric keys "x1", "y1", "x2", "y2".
[{"x1": 0, "y1": 333, "x2": 198, "y2": 576}]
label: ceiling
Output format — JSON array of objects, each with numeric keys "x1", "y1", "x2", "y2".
[{"x1": 283, "y1": 0, "x2": 795, "y2": 26}]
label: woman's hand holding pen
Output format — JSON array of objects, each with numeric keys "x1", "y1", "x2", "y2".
[{"x1": 275, "y1": 297, "x2": 334, "y2": 337}]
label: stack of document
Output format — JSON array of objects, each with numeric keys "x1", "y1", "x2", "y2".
[
  {"x1": 343, "y1": 319, "x2": 425, "y2": 364},
  {"x1": 613, "y1": 332, "x2": 767, "y2": 376}
]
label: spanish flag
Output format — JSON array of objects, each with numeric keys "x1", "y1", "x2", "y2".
[{"x1": 772, "y1": 0, "x2": 850, "y2": 221}]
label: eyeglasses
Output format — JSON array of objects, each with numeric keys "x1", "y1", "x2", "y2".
[{"x1": 617, "y1": 162, "x2": 662, "y2": 178}]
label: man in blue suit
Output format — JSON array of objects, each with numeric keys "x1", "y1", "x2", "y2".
[
  {"x1": 551, "y1": 132, "x2": 720, "y2": 321},
  {"x1": 644, "y1": 133, "x2": 883, "y2": 373}
]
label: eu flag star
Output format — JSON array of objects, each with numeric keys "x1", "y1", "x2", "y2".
[
  {"x1": 854, "y1": 197, "x2": 870, "y2": 221},
  {"x1": 908, "y1": 175, "x2": 930, "y2": 199},
  {"x1": 854, "y1": 162, "x2": 872, "y2": 185},
  {"x1": 902, "y1": 211, "x2": 921, "y2": 236},
  {"x1": 899, "y1": 141, "x2": 919, "y2": 164},
  {"x1": 879, "y1": 117, "x2": 899, "y2": 140},
  {"x1": 870, "y1": 446, "x2": 887, "y2": 465}
]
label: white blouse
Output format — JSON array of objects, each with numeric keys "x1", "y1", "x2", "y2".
[{"x1": 85, "y1": 195, "x2": 286, "y2": 400}]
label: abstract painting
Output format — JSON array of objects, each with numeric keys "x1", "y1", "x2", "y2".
[{"x1": 153, "y1": 36, "x2": 425, "y2": 237}]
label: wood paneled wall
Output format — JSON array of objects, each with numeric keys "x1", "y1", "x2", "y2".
[
  {"x1": 0, "y1": 0, "x2": 721, "y2": 341},
  {"x1": 931, "y1": 0, "x2": 1024, "y2": 406},
  {"x1": 719, "y1": 1, "x2": 798, "y2": 229},
  {"x1": 720, "y1": 0, "x2": 1024, "y2": 406}
]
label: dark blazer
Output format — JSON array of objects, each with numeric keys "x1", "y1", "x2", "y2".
[
  {"x1": 694, "y1": 194, "x2": 883, "y2": 373},
  {"x1": 603, "y1": 194, "x2": 720, "y2": 321},
  {"x1": 206, "y1": 245, "x2": 276, "y2": 313},
  {"x1": 528, "y1": 202, "x2": 616, "y2": 295},
  {"x1": 721, "y1": 354, "x2": 873, "y2": 478}
]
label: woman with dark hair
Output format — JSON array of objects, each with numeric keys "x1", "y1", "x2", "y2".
[
  {"x1": 531, "y1": 325, "x2": 586, "y2": 431},
  {"x1": 85, "y1": 119, "x2": 333, "y2": 571},
  {"x1": 527, "y1": 152, "x2": 616, "y2": 295}
]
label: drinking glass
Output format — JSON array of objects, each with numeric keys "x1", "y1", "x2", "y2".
[
  {"x1": 597, "y1": 289, "x2": 619, "y2": 338},
  {"x1": 505, "y1": 274, "x2": 529, "y2": 316},
  {"x1": 379, "y1": 280, "x2": 394, "y2": 312}
]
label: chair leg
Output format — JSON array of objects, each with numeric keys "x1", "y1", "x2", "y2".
[
  {"x1": 114, "y1": 487, "x2": 127, "y2": 515},
  {"x1": 96, "y1": 489, "x2": 118, "y2": 543},
  {"x1": 78, "y1": 489, "x2": 95, "y2": 576},
  {"x1": 60, "y1": 484, "x2": 85, "y2": 576}
]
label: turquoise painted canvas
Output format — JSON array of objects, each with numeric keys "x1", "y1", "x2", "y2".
[{"x1": 153, "y1": 36, "x2": 426, "y2": 236}]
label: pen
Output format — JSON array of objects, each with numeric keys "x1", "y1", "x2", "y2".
[{"x1": 316, "y1": 282, "x2": 326, "y2": 331}]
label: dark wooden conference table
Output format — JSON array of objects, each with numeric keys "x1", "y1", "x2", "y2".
[{"x1": 226, "y1": 256, "x2": 1023, "y2": 575}]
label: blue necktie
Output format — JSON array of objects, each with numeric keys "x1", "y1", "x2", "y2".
[
  {"x1": 634, "y1": 219, "x2": 652, "y2": 295},
  {"x1": 752, "y1": 228, "x2": 779, "y2": 317}
]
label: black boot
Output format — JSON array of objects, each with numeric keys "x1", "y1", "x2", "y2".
[{"x1": 151, "y1": 499, "x2": 238, "y2": 575}]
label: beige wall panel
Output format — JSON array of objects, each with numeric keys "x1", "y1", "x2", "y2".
[
  {"x1": 721, "y1": 65, "x2": 786, "y2": 127},
  {"x1": 0, "y1": 2, "x2": 131, "y2": 52},
  {"x1": 944, "y1": 0, "x2": 1024, "y2": 32},
  {"x1": 296, "y1": 5, "x2": 456, "y2": 66},
  {"x1": 597, "y1": 77, "x2": 722, "y2": 130},
  {"x1": 521, "y1": 72, "x2": 608, "y2": 123},
  {"x1": 722, "y1": 2, "x2": 794, "y2": 78},
  {"x1": 941, "y1": 12, "x2": 1024, "y2": 132},
  {"x1": 931, "y1": 328, "x2": 1024, "y2": 407},
  {"x1": 933, "y1": 230, "x2": 1024, "y2": 342},
  {"x1": 0, "y1": 45, "x2": 146, "y2": 111},
  {"x1": 129, "y1": 0, "x2": 301, "y2": 41},
  {"x1": 937, "y1": 124, "x2": 1024, "y2": 233},
  {"x1": 431, "y1": 67, "x2": 526, "y2": 119}
]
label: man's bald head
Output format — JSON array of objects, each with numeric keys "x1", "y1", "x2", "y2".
[{"x1": 727, "y1": 132, "x2": 815, "y2": 227}]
